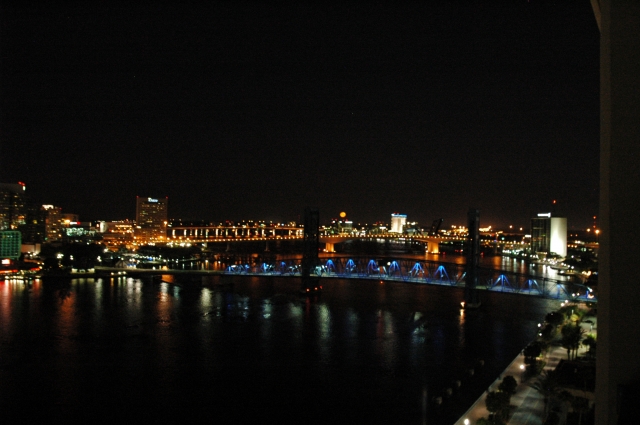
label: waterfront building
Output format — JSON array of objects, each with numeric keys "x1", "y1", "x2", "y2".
[
  {"x1": 530, "y1": 213, "x2": 567, "y2": 257},
  {"x1": 135, "y1": 196, "x2": 168, "y2": 241},
  {"x1": 1, "y1": 182, "x2": 47, "y2": 244},
  {"x1": 404, "y1": 221, "x2": 421, "y2": 235},
  {"x1": 99, "y1": 220, "x2": 135, "y2": 248},
  {"x1": 329, "y1": 217, "x2": 353, "y2": 234},
  {"x1": 0, "y1": 182, "x2": 26, "y2": 230},
  {"x1": 0, "y1": 230, "x2": 22, "y2": 260},
  {"x1": 390, "y1": 213, "x2": 407, "y2": 233},
  {"x1": 42, "y1": 205, "x2": 63, "y2": 242},
  {"x1": 19, "y1": 200, "x2": 46, "y2": 244},
  {"x1": 61, "y1": 213, "x2": 79, "y2": 224}
]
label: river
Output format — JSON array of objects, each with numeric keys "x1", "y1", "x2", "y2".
[{"x1": 0, "y1": 272, "x2": 558, "y2": 424}]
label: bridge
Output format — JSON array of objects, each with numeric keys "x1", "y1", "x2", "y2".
[
  {"x1": 320, "y1": 235, "x2": 450, "y2": 254},
  {"x1": 168, "y1": 224, "x2": 459, "y2": 253},
  {"x1": 90, "y1": 254, "x2": 596, "y2": 303},
  {"x1": 216, "y1": 256, "x2": 596, "y2": 302}
]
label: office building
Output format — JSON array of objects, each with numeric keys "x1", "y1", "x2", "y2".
[
  {"x1": 42, "y1": 205, "x2": 63, "y2": 242},
  {"x1": 530, "y1": 213, "x2": 567, "y2": 257},
  {"x1": 390, "y1": 213, "x2": 407, "y2": 233},
  {"x1": 19, "y1": 201, "x2": 47, "y2": 243},
  {"x1": 135, "y1": 196, "x2": 168, "y2": 240},
  {"x1": 1, "y1": 182, "x2": 47, "y2": 243},
  {"x1": 0, "y1": 182, "x2": 26, "y2": 231},
  {"x1": 0, "y1": 231, "x2": 22, "y2": 260},
  {"x1": 98, "y1": 220, "x2": 135, "y2": 247}
]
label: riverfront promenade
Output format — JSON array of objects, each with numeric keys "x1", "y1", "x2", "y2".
[{"x1": 454, "y1": 317, "x2": 596, "y2": 425}]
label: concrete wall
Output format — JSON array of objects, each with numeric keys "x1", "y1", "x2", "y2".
[{"x1": 596, "y1": 1, "x2": 640, "y2": 424}]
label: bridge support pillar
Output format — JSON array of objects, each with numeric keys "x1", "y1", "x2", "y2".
[
  {"x1": 301, "y1": 207, "x2": 321, "y2": 293},
  {"x1": 325, "y1": 242, "x2": 334, "y2": 252},
  {"x1": 464, "y1": 208, "x2": 481, "y2": 308},
  {"x1": 426, "y1": 240, "x2": 439, "y2": 254}
]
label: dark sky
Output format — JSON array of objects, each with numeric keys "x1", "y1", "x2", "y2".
[{"x1": 1, "y1": 1, "x2": 600, "y2": 229}]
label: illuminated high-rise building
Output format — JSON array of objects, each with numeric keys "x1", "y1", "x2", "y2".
[
  {"x1": 0, "y1": 231, "x2": 21, "y2": 260},
  {"x1": 390, "y1": 213, "x2": 407, "y2": 233},
  {"x1": 42, "y1": 205, "x2": 63, "y2": 242},
  {"x1": 530, "y1": 213, "x2": 567, "y2": 257},
  {"x1": 135, "y1": 196, "x2": 168, "y2": 240},
  {"x1": 0, "y1": 182, "x2": 27, "y2": 230}
]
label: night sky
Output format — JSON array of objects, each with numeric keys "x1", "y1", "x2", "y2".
[{"x1": 1, "y1": 1, "x2": 600, "y2": 229}]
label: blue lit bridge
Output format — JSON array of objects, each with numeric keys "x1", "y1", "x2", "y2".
[{"x1": 219, "y1": 256, "x2": 596, "y2": 303}]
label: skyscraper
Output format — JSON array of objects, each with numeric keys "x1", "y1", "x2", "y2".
[
  {"x1": 530, "y1": 213, "x2": 567, "y2": 257},
  {"x1": 135, "y1": 196, "x2": 168, "y2": 241},
  {"x1": 0, "y1": 231, "x2": 21, "y2": 260},
  {"x1": 0, "y1": 182, "x2": 26, "y2": 231},
  {"x1": 390, "y1": 213, "x2": 407, "y2": 233},
  {"x1": 42, "y1": 205, "x2": 63, "y2": 242}
]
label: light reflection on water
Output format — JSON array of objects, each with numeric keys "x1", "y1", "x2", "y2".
[{"x1": 0, "y1": 274, "x2": 556, "y2": 424}]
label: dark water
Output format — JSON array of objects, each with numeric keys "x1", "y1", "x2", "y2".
[{"x1": 0, "y1": 275, "x2": 556, "y2": 424}]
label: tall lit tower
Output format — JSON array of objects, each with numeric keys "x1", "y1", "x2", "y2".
[
  {"x1": 390, "y1": 213, "x2": 407, "y2": 233},
  {"x1": 0, "y1": 182, "x2": 26, "y2": 230},
  {"x1": 530, "y1": 213, "x2": 567, "y2": 257},
  {"x1": 135, "y1": 196, "x2": 168, "y2": 241},
  {"x1": 42, "y1": 205, "x2": 63, "y2": 242}
]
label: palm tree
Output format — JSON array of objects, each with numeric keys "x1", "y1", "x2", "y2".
[
  {"x1": 571, "y1": 395, "x2": 590, "y2": 425},
  {"x1": 523, "y1": 341, "x2": 543, "y2": 375},
  {"x1": 582, "y1": 334, "x2": 597, "y2": 358},
  {"x1": 485, "y1": 390, "x2": 511, "y2": 422},
  {"x1": 545, "y1": 311, "x2": 565, "y2": 327},
  {"x1": 530, "y1": 369, "x2": 560, "y2": 418},
  {"x1": 499, "y1": 375, "x2": 518, "y2": 396},
  {"x1": 561, "y1": 323, "x2": 585, "y2": 360},
  {"x1": 476, "y1": 417, "x2": 504, "y2": 425}
]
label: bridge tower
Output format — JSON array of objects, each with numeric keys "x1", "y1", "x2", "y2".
[
  {"x1": 301, "y1": 207, "x2": 321, "y2": 293},
  {"x1": 464, "y1": 208, "x2": 481, "y2": 308}
]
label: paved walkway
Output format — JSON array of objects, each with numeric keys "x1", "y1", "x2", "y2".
[{"x1": 453, "y1": 316, "x2": 597, "y2": 425}]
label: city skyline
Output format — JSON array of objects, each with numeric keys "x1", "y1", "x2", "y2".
[
  {"x1": 3, "y1": 183, "x2": 594, "y2": 233},
  {"x1": 1, "y1": 2, "x2": 599, "y2": 229}
]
